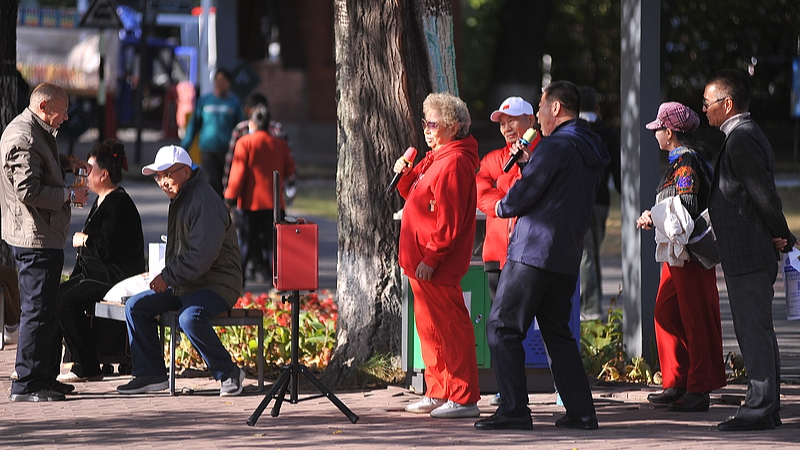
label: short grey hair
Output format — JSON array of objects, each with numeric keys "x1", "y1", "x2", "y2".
[
  {"x1": 29, "y1": 83, "x2": 67, "y2": 108},
  {"x1": 423, "y1": 92, "x2": 471, "y2": 139}
]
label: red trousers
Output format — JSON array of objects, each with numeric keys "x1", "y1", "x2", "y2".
[
  {"x1": 655, "y1": 261, "x2": 727, "y2": 393},
  {"x1": 410, "y1": 278, "x2": 480, "y2": 405}
]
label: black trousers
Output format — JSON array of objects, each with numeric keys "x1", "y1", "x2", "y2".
[
  {"x1": 239, "y1": 209, "x2": 281, "y2": 286},
  {"x1": 487, "y1": 260, "x2": 595, "y2": 419},
  {"x1": 58, "y1": 276, "x2": 112, "y2": 377},
  {"x1": 201, "y1": 151, "x2": 225, "y2": 197},
  {"x1": 11, "y1": 247, "x2": 64, "y2": 394}
]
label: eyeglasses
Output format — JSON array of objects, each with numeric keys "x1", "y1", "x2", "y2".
[
  {"x1": 153, "y1": 166, "x2": 184, "y2": 182},
  {"x1": 702, "y1": 97, "x2": 726, "y2": 109},
  {"x1": 421, "y1": 120, "x2": 439, "y2": 130}
]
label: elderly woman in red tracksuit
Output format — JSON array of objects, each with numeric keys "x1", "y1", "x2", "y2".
[{"x1": 393, "y1": 92, "x2": 481, "y2": 419}]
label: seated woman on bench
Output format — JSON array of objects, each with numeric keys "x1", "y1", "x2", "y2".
[{"x1": 58, "y1": 141, "x2": 145, "y2": 383}]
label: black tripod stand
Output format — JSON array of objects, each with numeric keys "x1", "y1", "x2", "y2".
[
  {"x1": 246, "y1": 289, "x2": 359, "y2": 425},
  {"x1": 246, "y1": 171, "x2": 358, "y2": 426}
]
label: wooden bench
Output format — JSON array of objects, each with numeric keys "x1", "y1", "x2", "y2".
[{"x1": 94, "y1": 302, "x2": 264, "y2": 395}]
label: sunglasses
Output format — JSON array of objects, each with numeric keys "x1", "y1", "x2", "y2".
[
  {"x1": 702, "y1": 97, "x2": 726, "y2": 109},
  {"x1": 421, "y1": 120, "x2": 439, "y2": 130},
  {"x1": 153, "y1": 166, "x2": 185, "y2": 182}
]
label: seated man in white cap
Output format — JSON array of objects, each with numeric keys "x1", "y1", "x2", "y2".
[{"x1": 117, "y1": 145, "x2": 245, "y2": 396}]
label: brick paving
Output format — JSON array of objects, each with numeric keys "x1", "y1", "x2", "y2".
[{"x1": 2, "y1": 350, "x2": 800, "y2": 449}]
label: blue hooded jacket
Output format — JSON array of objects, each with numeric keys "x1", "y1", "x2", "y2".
[{"x1": 497, "y1": 119, "x2": 611, "y2": 276}]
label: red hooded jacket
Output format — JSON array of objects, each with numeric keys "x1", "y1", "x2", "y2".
[
  {"x1": 397, "y1": 136, "x2": 479, "y2": 285},
  {"x1": 475, "y1": 135, "x2": 541, "y2": 269}
]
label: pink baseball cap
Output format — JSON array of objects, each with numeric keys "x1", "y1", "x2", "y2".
[
  {"x1": 645, "y1": 102, "x2": 700, "y2": 133},
  {"x1": 490, "y1": 97, "x2": 534, "y2": 122}
]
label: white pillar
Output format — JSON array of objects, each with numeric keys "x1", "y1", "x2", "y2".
[{"x1": 620, "y1": 0, "x2": 661, "y2": 361}]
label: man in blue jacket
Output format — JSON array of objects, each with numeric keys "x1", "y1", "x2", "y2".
[{"x1": 475, "y1": 81, "x2": 609, "y2": 431}]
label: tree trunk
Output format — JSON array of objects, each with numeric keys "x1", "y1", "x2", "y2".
[
  {"x1": 326, "y1": 0, "x2": 457, "y2": 388},
  {"x1": 0, "y1": 0, "x2": 19, "y2": 267}
]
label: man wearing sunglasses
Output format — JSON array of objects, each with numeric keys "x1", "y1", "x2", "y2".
[
  {"x1": 118, "y1": 145, "x2": 245, "y2": 397},
  {"x1": 704, "y1": 69, "x2": 797, "y2": 431}
]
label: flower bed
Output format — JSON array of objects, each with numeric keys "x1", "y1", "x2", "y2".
[{"x1": 167, "y1": 290, "x2": 338, "y2": 376}]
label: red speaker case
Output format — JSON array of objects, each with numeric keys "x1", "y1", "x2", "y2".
[{"x1": 274, "y1": 222, "x2": 319, "y2": 291}]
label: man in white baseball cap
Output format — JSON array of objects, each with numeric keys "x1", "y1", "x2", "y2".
[
  {"x1": 476, "y1": 96, "x2": 540, "y2": 409},
  {"x1": 119, "y1": 144, "x2": 245, "y2": 397},
  {"x1": 489, "y1": 96, "x2": 535, "y2": 122},
  {"x1": 142, "y1": 145, "x2": 194, "y2": 200}
]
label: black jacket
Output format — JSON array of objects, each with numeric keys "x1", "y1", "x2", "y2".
[
  {"x1": 708, "y1": 116, "x2": 796, "y2": 277},
  {"x1": 72, "y1": 187, "x2": 146, "y2": 284}
]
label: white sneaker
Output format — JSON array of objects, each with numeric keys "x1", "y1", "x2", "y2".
[
  {"x1": 429, "y1": 400, "x2": 481, "y2": 418},
  {"x1": 405, "y1": 396, "x2": 445, "y2": 414}
]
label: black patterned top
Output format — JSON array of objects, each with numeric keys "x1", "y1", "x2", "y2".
[{"x1": 655, "y1": 147, "x2": 713, "y2": 219}]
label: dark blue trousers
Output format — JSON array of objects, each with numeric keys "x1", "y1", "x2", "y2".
[
  {"x1": 488, "y1": 260, "x2": 595, "y2": 419},
  {"x1": 11, "y1": 247, "x2": 64, "y2": 394}
]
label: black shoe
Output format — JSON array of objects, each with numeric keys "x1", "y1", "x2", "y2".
[
  {"x1": 667, "y1": 392, "x2": 709, "y2": 412},
  {"x1": 555, "y1": 414, "x2": 599, "y2": 430},
  {"x1": 773, "y1": 411, "x2": 782, "y2": 427},
  {"x1": 117, "y1": 375, "x2": 169, "y2": 394},
  {"x1": 8, "y1": 390, "x2": 66, "y2": 402},
  {"x1": 647, "y1": 387, "x2": 686, "y2": 404},
  {"x1": 474, "y1": 413, "x2": 533, "y2": 431},
  {"x1": 50, "y1": 381, "x2": 76, "y2": 394},
  {"x1": 717, "y1": 416, "x2": 775, "y2": 431}
]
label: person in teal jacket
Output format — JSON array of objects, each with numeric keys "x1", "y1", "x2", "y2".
[{"x1": 181, "y1": 69, "x2": 244, "y2": 196}]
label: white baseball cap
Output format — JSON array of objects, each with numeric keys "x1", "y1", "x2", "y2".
[
  {"x1": 489, "y1": 97, "x2": 534, "y2": 122},
  {"x1": 142, "y1": 145, "x2": 193, "y2": 176}
]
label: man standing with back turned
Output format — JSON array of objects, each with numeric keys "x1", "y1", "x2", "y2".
[
  {"x1": 703, "y1": 69, "x2": 798, "y2": 431},
  {"x1": 1, "y1": 83, "x2": 89, "y2": 402},
  {"x1": 474, "y1": 81, "x2": 609, "y2": 431}
]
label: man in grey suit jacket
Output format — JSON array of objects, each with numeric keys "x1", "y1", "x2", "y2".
[{"x1": 704, "y1": 69, "x2": 798, "y2": 431}]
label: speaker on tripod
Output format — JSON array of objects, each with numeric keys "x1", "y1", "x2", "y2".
[{"x1": 247, "y1": 171, "x2": 358, "y2": 426}]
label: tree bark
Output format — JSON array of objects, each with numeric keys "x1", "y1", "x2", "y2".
[
  {"x1": 0, "y1": 0, "x2": 19, "y2": 267},
  {"x1": 326, "y1": 0, "x2": 457, "y2": 388}
]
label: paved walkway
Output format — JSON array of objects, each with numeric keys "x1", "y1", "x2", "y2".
[
  {"x1": 2, "y1": 133, "x2": 800, "y2": 448},
  {"x1": 2, "y1": 349, "x2": 800, "y2": 449}
]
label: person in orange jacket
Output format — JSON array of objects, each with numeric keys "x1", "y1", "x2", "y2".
[
  {"x1": 224, "y1": 106, "x2": 296, "y2": 288},
  {"x1": 477, "y1": 97, "x2": 540, "y2": 302},
  {"x1": 476, "y1": 96, "x2": 540, "y2": 407}
]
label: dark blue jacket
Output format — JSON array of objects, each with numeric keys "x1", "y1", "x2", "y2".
[{"x1": 497, "y1": 119, "x2": 610, "y2": 276}]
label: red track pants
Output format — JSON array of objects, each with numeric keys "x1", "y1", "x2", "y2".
[
  {"x1": 655, "y1": 260, "x2": 727, "y2": 393},
  {"x1": 409, "y1": 278, "x2": 481, "y2": 405}
]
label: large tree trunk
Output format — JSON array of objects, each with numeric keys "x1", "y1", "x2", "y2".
[
  {"x1": 326, "y1": 0, "x2": 457, "y2": 387},
  {"x1": 0, "y1": 0, "x2": 19, "y2": 267}
]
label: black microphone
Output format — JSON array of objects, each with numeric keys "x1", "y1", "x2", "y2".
[
  {"x1": 387, "y1": 147, "x2": 418, "y2": 193},
  {"x1": 503, "y1": 128, "x2": 538, "y2": 173}
]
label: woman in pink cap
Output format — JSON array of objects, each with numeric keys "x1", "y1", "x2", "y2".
[{"x1": 636, "y1": 102, "x2": 726, "y2": 412}]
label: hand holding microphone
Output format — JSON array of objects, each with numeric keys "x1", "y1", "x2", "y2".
[
  {"x1": 387, "y1": 147, "x2": 418, "y2": 193},
  {"x1": 503, "y1": 128, "x2": 537, "y2": 172}
]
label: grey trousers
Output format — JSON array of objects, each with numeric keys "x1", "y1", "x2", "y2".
[
  {"x1": 723, "y1": 260, "x2": 780, "y2": 421},
  {"x1": 579, "y1": 204, "x2": 608, "y2": 320}
]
